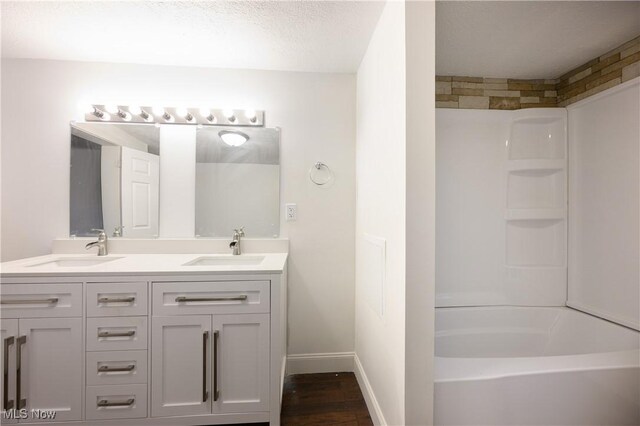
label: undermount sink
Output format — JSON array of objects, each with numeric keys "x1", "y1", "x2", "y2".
[
  {"x1": 183, "y1": 255, "x2": 266, "y2": 266},
  {"x1": 27, "y1": 257, "x2": 123, "y2": 268}
]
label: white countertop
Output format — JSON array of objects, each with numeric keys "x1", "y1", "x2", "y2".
[{"x1": 0, "y1": 253, "x2": 288, "y2": 278}]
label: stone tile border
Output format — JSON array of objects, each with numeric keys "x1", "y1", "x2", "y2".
[{"x1": 436, "y1": 35, "x2": 640, "y2": 110}]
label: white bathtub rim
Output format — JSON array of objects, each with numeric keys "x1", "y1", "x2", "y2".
[{"x1": 435, "y1": 349, "x2": 640, "y2": 382}]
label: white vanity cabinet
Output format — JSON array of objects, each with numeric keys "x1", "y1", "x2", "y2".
[
  {"x1": 151, "y1": 280, "x2": 272, "y2": 418},
  {"x1": 0, "y1": 260, "x2": 287, "y2": 426},
  {"x1": 0, "y1": 284, "x2": 84, "y2": 423}
]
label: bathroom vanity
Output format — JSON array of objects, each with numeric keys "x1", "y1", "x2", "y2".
[{"x1": 0, "y1": 252, "x2": 287, "y2": 426}]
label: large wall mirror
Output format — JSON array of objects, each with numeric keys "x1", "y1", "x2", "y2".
[
  {"x1": 70, "y1": 122, "x2": 280, "y2": 238},
  {"x1": 195, "y1": 127, "x2": 280, "y2": 238}
]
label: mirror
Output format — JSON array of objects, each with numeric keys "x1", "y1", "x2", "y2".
[
  {"x1": 70, "y1": 122, "x2": 280, "y2": 239},
  {"x1": 195, "y1": 126, "x2": 280, "y2": 238},
  {"x1": 70, "y1": 122, "x2": 160, "y2": 238}
]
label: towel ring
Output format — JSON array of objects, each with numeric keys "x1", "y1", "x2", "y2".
[{"x1": 309, "y1": 162, "x2": 333, "y2": 186}]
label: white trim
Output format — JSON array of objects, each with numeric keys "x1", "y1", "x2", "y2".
[
  {"x1": 566, "y1": 76, "x2": 640, "y2": 110},
  {"x1": 285, "y1": 352, "x2": 355, "y2": 375},
  {"x1": 354, "y1": 353, "x2": 387, "y2": 426}
]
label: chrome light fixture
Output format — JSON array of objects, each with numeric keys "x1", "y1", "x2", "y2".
[{"x1": 84, "y1": 105, "x2": 264, "y2": 126}]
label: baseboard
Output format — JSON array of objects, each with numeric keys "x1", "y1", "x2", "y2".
[
  {"x1": 285, "y1": 352, "x2": 355, "y2": 375},
  {"x1": 354, "y1": 353, "x2": 387, "y2": 426}
]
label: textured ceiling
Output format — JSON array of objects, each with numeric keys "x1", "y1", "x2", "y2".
[
  {"x1": 437, "y1": 1, "x2": 640, "y2": 79},
  {"x1": 1, "y1": 1, "x2": 384, "y2": 73}
]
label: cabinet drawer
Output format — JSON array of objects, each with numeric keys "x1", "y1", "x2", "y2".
[
  {"x1": 87, "y1": 282, "x2": 148, "y2": 317},
  {"x1": 0, "y1": 283, "x2": 82, "y2": 318},
  {"x1": 87, "y1": 350, "x2": 148, "y2": 386},
  {"x1": 87, "y1": 317, "x2": 148, "y2": 351},
  {"x1": 153, "y1": 281, "x2": 270, "y2": 316},
  {"x1": 86, "y1": 384, "x2": 147, "y2": 420}
]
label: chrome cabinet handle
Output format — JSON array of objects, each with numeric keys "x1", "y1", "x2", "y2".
[
  {"x1": 202, "y1": 331, "x2": 209, "y2": 402},
  {"x1": 98, "y1": 364, "x2": 135, "y2": 373},
  {"x1": 0, "y1": 298, "x2": 58, "y2": 305},
  {"x1": 3, "y1": 336, "x2": 14, "y2": 410},
  {"x1": 98, "y1": 330, "x2": 135, "y2": 338},
  {"x1": 98, "y1": 297, "x2": 135, "y2": 304},
  {"x1": 16, "y1": 336, "x2": 26, "y2": 410},
  {"x1": 175, "y1": 295, "x2": 248, "y2": 303},
  {"x1": 213, "y1": 330, "x2": 219, "y2": 401},
  {"x1": 97, "y1": 398, "x2": 134, "y2": 408}
]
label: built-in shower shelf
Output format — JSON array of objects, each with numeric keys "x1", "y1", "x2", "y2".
[
  {"x1": 505, "y1": 209, "x2": 565, "y2": 221},
  {"x1": 507, "y1": 159, "x2": 565, "y2": 172}
]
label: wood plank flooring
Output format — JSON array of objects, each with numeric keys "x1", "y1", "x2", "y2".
[
  {"x1": 216, "y1": 372, "x2": 373, "y2": 426},
  {"x1": 281, "y1": 372, "x2": 373, "y2": 426}
]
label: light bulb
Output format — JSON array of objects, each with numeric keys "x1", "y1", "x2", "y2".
[
  {"x1": 223, "y1": 109, "x2": 235, "y2": 119},
  {"x1": 176, "y1": 107, "x2": 188, "y2": 117},
  {"x1": 245, "y1": 109, "x2": 256, "y2": 119},
  {"x1": 152, "y1": 106, "x2": 165, "y2": 116},
  {"x1": 105, "y1": 104, "x2": 119, "y2": 114},
  {"x1": 199, "y1": 108, "x2": 210, "y2": 117},
  {"x1": 129, "y1": 105, "x2": 142, "y2": 115}
]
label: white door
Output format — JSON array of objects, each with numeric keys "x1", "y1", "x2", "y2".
[
  {"x1": 18, "y1": 318, "x2": 82, "y2": 422},
  {"x1": 1, "y1": 319, "x2": 18, "y2": 424},
  {"x1": 213, "y1": 314, "x2": 270, "y2": 413},
  {"x1": 151, "y1": 316, "x2": 211, "y2": 417},
  {"x1": 121, "y1": 146, "x2": 159, "y2": 238}
]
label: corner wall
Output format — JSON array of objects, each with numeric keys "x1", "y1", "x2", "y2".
[
  {"x1": 355, "y1": 1, "x2": 435, "y2": 424},
  {"x1": 355, "y1": 3, "x2": 407, "y2": 422}
]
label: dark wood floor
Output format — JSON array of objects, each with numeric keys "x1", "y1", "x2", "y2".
[
  {"x1": 215, "y1": 372, "x2": 372, "y2": 426},
  {"x1": 281, "y1": 372, "x2": 373, "y2": 425}
]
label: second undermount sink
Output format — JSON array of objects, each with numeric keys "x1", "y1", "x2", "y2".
[
  {"x1": 183, "y1": 255, "x2": 266, "y2": 266},
  {"x1": 27, "y1": 257, "x2": 124, "y2": 268}
]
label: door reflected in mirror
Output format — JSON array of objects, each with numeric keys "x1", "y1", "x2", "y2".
[{"x1": 70, "y1": 122, "x2": 160, "y2": 238}]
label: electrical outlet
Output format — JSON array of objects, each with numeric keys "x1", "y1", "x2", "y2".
[{"x1": 286, "y1": 203, "x2": 297, "y2": 221}]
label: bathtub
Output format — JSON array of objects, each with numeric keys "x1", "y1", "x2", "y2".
[{"x1": 434, "y1": 306, "x2": 640, "y2": 425}]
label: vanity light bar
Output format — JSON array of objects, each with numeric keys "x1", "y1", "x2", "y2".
[{"x1": 86, "y1": 105, "x2": 265, "y2": 127}]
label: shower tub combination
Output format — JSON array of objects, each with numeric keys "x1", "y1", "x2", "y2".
[{"x1": 434, "y1": 306, "x2": 640, "y2": 425}]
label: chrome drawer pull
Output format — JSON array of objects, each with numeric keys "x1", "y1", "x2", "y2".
[
  {"x1": 98, "y1": 364, "x2": 135, "y2": 373},
  {"x1": 98, "y1": 330, "x2": 136, "y2": 338},
  {"x1": 0, "y1": 298, "x2": 58, "y2": 305},
  {"x1": 202, "y1": 331, "x2": 209, "y2": 402},
  {"x1": 3, "y1": 336, "x2": 14, "y2": 410},
  {"x1": 98, "y1": 296, "x2": 135, "y2": 304},
  {"x1": 175, "y1": 295, "x2": 248, "y2": 303},
  {"x1": 97, "y1": 398, "x2": 134, "y2": 408},
  {"x1": 16, "y1": 336, "x2": 26, "y2": 410},
  {"x1": 213, "y1": 330, "x2": 219, "y2": 401}
]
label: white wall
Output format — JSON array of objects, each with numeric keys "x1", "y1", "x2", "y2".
[
  {"x1": 0, "y1": 58, "x2": 356, "y2": 358},
  {"x1": 567, "y1": 77, "x2": 640, "y2": 330},
  {"x1": 356, "y1": 2, "x2": 407, "y2": 423},
  {"x1": 404, "y1": 1, "x2": 436, "y2": 423},
  {"x1": 355, "y1": 1, "x2": 436, "y2": 424},
  {"x1": 159, "y1": 125, "x2": 196, "y2": 238}
]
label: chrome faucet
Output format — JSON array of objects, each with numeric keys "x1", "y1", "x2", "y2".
[
  {"x1": 229, "y1": 227, "x2": 245, "y2": 255},
  {"x1": 86, "y1": 229, "x2": 108, "y2": 256}
]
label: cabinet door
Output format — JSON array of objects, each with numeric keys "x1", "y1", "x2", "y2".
[
  {"x1": 151, "y1": 316, "x2": 211, "y2": 417},
  {"x1": 18, "y1": 318, "x2": 82, "y2": 422},
  {"x1": 213, "y1": 314, "x2": 270, "y2": 413},
  {"x1": 1, "y1": 319, "x2": 18, "y2": 424}
]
